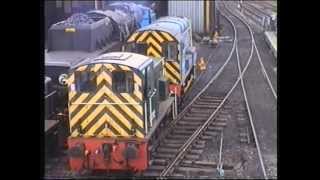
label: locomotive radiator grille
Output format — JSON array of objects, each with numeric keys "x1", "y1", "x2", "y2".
[{"x1": 67, "y1": 64, "x2": 145, "y2": 138}]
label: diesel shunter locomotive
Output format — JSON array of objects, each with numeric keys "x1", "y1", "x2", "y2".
[
  {"x1": 126, "y1": 16, "x2": 198, "y2": 98},
  {"x1": 62, "y1": 52, "x2": 175, "y2": 172}
]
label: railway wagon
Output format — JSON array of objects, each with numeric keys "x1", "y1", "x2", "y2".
[
  {"x1": 86, "y1": 9, "x2": 136, "y2": 42},
  {"x1": 107, "y1": 2, "x2": 156, "y2": 28},
  {"x1": 46, "y1": 1, "x2": 155, "y2": 86},
  {"x1": 45, "y1": 12, "x2": 121, "y2": 87},
  {"x1": 63, "y1": 52, "x2": 175, "y2": 172},
  {"x1": 126, "y1": 16, "x2": 197, "y2": 98}
]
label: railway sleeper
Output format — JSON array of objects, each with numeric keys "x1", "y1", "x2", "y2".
[
  {"x1": 150, "y1": 159, "x2": 167, "y2": 166},
  {"x1": 192, "y1": 104, "x2": 219, "y2": 109},
  {"x1": 143, "y1": 171, "x2": 161, "y2": 177},
  {"x1": 165, "y1": 139, "x2": 205, "y2": 146},
  {"x1": 196, "y1": 99, "x2": 223, "y2": 104},
  {"x1": 156, "y1": 148, "x2": 179, "y2": 154},
  {"x1": 222, "y1": 105, "x2": 232, "y2": 109},
  {"x1": 195, "y1": 101, "x2": 220, "y2": 106},
  {"x1": 175, "y1": 167, "x2": 216, "y2": 174},
  {"x1": 217, "y1": 110, "x2": 230, "y2": 115},
  {"x1": 192, "y1": 143, "x2": 206, "y2": 149},
  {"x1": 183, "y1": 111, "x2": 213, "y2": 120},
  {"x1": 163, "y1": 139, "x2": 186, "y2": 144},
  {"x1": 178, "y1": 120, "x2": 205, "y2": 126},
  {"x1": 156, "y1": 148, "x2": 203, "y2": 155},
  {"x1": 210, "y1": 121, "x2": 227, "y2": 126},
  {"x1": 179, "y1": 162, "x2": 234, "y2": 170},
  {"x1": 187, "y1": 149, "x2": 204, "y2": 155},
  {"x1": 189, "y1": 106, "x2": 216, "y2": 111},
  {"x1": 236, "y1": 112, "x2": 247, "y2": 117},
  {"x1": 203, "y1": 131, "x2": 219, "y2": 137},
  {"x1": 199, "y1": 96, "x2": 224, "y2": 100},
  {"x1": 237, "y1": 117, "x2": 247, "y2": 121},
  {"x1": 178, "y1": 125, "x2": 199, "y2": 131},
  {"x1": 167, "y1": 134, "x2": 189, "y2": 140},
  {"x1": 239, "y1": 132, "x2": 248, "y2": 137},
  {"x1": 195, "y1": 140, "x2": 206, "y2": 145},
  {"x1": 146, "y1": 165, "x2": 166, "y2": 171},
  {"x1": 170, "y1": 173, "x2": 185, "y2": 177},
  {"x1": 181, "y1": 160, "x2": 217, "y2": 167},
  {"x1": 240, "y1": 138, "x2": 249, "y2": 143},
  {"x1": 207, "y1": 126, "x2": 224, "y2": 131},
  {"x1": 173, "y1": 129, "x2": 196, "y2": 135},
  {"x1": 184, "y1": 154, "x2": 201, "y2": 160},
  {"x1": 153, "y1": 153, "x2": 175, "y2": 159},
  {"x1": 199, "y1": 135, "x2": 214, "y2": 140},
  {"x1": 161, "y1": 143, "x2": 184, "y2": 148},
  {"x1": 183, "y1": 115, "x2": 208, "y2": 121}
]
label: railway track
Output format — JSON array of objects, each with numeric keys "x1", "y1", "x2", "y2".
[
  {"x1": 142, "y1": 2, "x2": 261, "y2": 178},
  {"x1": 229, "y1": 1, "x2": 277, "y2": 100},
  {"x1": 223, "y1": 1, "x2": 278, "y2": 179},
  {"x1": 182, "y1": 14, "x2": 236, "y2": 109},
  {"x1": 251, "y1": 1, "x2": 277, "y2": 12},
  {"x1": 144, "y1": 95, "x2": 232, "y2": 177},
  {"x1": 236, "y1": 1, "x2": 276, "y2": 32}
]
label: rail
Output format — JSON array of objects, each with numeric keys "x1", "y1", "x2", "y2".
[
  {"x1": 151, "y1": 13, "x2": 238, "y2": 152},
  {"x1": 224, "y1": 1, "x2": 269, "y2": 178},
  {"x1": 159, "y1": 3, "x2": 257, "y2": 176}
]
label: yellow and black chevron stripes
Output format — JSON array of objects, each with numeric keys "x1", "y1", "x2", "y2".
[
  {"x1": 127, "y1": 30, "x2": 176, "y2": 59},
  {"x1": 127, "y1": 32, "x2": 139, "y2": 42},
  {"x1": 164, "y1": 61, "x2": 181, "y2": 84},
  {"x1": 68, "y1": 64, "x2": 145, "y2": 138},
  {"x1": 160, "y1": 31, "x2": 174, "y2": 41},
  {"x1": 128, "y1": 30, "x2": 174, "y2": 43},
  {"x1": 184, "y1": 74, "x2": 194, "y2": 93},
  {"x1": 127, "y1": 30, "x2": 182, "y2": 85}
]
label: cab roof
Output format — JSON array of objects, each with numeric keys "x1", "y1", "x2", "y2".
[
  {"x1": 75, "y1": 52, "x2": 153, "y2": 71},
  {"x1": 137, "y1": 16, "x2": 190, "y2": 42}
]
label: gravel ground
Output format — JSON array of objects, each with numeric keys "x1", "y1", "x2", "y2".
[
  {"x1": 242, "y1": 40, "x2": 277, "y2": 179},
  {"x1": 182, "y1": 14, "x2": 235, "y2": 109},
  {"x1": 231, "y1": 2, "x2": 278, "y2": 178},
  {"x1": 181, "y1": 2, "x2": 277, "y2": 179}
]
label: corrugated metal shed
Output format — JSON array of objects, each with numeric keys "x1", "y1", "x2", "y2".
[
  {"x1": 168, "y1": 0, "x2": 216, "y2": 34},
  {"x1": 168, "y1": 0, "x2": 204, "y2": 33}
]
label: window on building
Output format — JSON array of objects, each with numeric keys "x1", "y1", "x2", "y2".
[
  {"x1": 112, "y1": 71, "x2": 134, "y2": 93},
  {"x1": 75, "y1": 71, "x2": 96, "y2": 92},
  {"x1": 64, "y1": 0, "x2": 72, "y2": 14},
  {"x1": 125, "y1": 43, "x2": 148, "y2": 55},
  {"x1": 162, "y1": 42, "x2": 178, "y2": 61},
  {"x1": 56, "y1": 0, "x2": 62, "y2": 8}
]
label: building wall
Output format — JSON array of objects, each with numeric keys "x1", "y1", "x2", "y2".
[{"x1": 168, "y1": 0, "x2": 215, "y2": 34}]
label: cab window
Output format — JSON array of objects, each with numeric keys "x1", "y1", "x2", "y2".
[
  {"x1": 125, "y1": 43, "x2": 147, "y2": 55},
  {"x1": 75, "y1": 71, "x2": 96, "y2": 92},
  {"x1": 112, "y1": 71, "x2": 134, "y2": 93},
  {"x1": 162, "y1": 42, "x2": 178, "y2": 61}
]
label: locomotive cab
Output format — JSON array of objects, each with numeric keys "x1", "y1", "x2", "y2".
[
  {"x1": 126, "y1": 16, "x2": 198, "y2": 98},
  {"x1": 65, "y1": 52, "x2": 170, "y2": 172}
]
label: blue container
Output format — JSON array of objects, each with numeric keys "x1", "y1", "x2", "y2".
[{"x1": 137, "y1": 4, "x2": 156, "y2": 27}]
